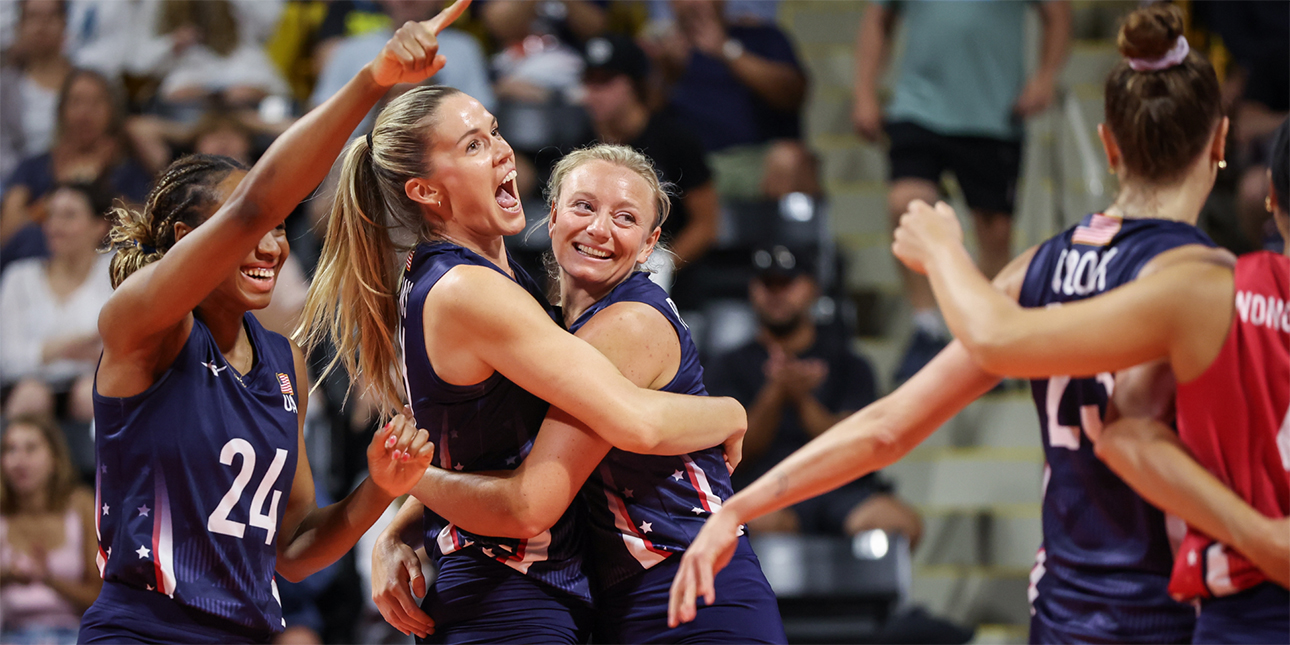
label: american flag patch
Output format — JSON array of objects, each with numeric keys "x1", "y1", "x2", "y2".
[
  {"x1": 1072, "y1": 213, "x2": 1122, "y2": 247},
  {"x1": 277, "y1": 373, "x2": 294, "y2": 395},
  {"x1": 406, "y1": 251, "x2": 416, "y2": 270}
]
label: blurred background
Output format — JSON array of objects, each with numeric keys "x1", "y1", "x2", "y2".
[{"x1": 0, "y1": 1, "x2": 1285, "y2": 643}]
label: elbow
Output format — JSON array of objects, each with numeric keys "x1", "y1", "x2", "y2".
[
  {"x1": 959, "y1": 325, "x2": 1016, "y2": 376},
  {"x1": 621, "y1": 419, "x2": 664, "y2": 454},
  {"x1": 510, "y1": 501, "x2": 560, "y2": 540},
  {"x1": 275, "y1": 559, "x2": 311, "y2": 584}
]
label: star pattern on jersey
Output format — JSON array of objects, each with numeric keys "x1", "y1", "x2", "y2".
[
  {"x1": 691, "y1": 507, "x2": 705, "y2": 515},
  {"x1": 461, "y1": 539, "x2": 474, "y2": 548},
  {"x1": 136, "y1": 544, "x2": 151, "y2": 559},
  {"x1": 639, "y1": 521, "x2": 653, "y2": 534},
  {"x1": 622, "y1": 489, "x2": 634, "y2": 499},
  {"x1": 671, "y1": 470, "x2": 684, "y2": 482},
  {"x1": 138, "y1": 504, "x2": 150, "y2": 517},
  {"x1": 102, "y1": 504, "x2": 109, "y2": 516},
  {"x1": 201, "y1": 360, "x2": 227, "y2": 377},
  {"x1": 481, "y1": 547, "x2": 495, "y2": 558},
  {"x1": 450, "y1": 431, "x2": 459, "y2": 439},
  {"x1": 146, "y1": 585, "x2": 154, "y2": 591},
  {"x1": 106, "y1": 547, "x2": 112, "y2": 559},
  {"x1": 100, "y1": 464, "x2": 106, "y2": 474},
  {"x1": 454, "y1": 463, "x2": 464, "y2": 471},
  {"x1": 505, "y1": 456, "x2": 518, "y2": 466}
]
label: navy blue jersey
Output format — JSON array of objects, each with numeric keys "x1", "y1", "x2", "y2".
[
  {"x1": 568, "y1": 272, "x2": 735, "y2": 591},
  {"x1": 1019, "y1": 214, "x2": 1212, "y2": 642},
  {"x1": 92, "y1": 313, "x2": 300, "y2": 637},
  {"x1": 397, "y1": 241, "x2": 590, "y2": 604}
]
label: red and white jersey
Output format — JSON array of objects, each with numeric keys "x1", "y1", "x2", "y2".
[{"x1": 1171, "y1": 250, "x2": 1290, "y2": 601}]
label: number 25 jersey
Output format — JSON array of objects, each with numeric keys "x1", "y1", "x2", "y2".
[
  {"x1": 92, "y1": 313, "x2": 300, "y2": 635},
  {"x1": 1018, "y1": 213, "x2": 1213, "y2": 642}
]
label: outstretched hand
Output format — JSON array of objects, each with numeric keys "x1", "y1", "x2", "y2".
[
  {"x1": 371, "y1": 526, "x2": 434, "y2": 638},
  {"x1": 368, "y1": 408, "x2": 435, "y2": 498},
  {"x1": 667, "y1": 509, "x2": 742, "y2": 627},
  {"x1": 370, "y1": 0, "x2": 472, "y2": 88},
  {"x1": 892, "y1": 199, "x2": 965, "y2": 275}
]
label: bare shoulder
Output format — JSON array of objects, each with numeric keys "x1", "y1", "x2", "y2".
[
  {"x1": 576, "y1": 301, "x2": 677, "y2": 388},
  {"x1": 429, "y1": 265, "x2": 543, "y2": 315},
  {"x1": 1139, "y1": 244, "x2": 1237, "y2": 279},
  {"x1": 994, "y1": 245, "x2": 1040, "y2": 301}
]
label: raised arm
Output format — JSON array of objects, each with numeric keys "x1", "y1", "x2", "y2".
[
  {"x1": 432, "y1": 269, "x2": 746, "y2": 455},
  {"x1": 1096, "y1": 416, "x2": 1289, "y2": 588},
  {"x1": 99, "y1": 1, "x2": 471, "y2": 350},
  {"x1": 893, "y1": 200, "x2": 1234, "y2": 379}
]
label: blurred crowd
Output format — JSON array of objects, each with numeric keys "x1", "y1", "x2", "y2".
[{"x1": 0, "y1": 1, "x2": 1284, "y2": 643}]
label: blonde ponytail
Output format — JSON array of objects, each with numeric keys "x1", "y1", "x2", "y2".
[{"x1": 296, "y1": 86, "x2": 461, "y2": 417}]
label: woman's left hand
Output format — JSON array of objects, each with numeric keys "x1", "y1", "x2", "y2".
[
  {"x1": 892, "y1": 199, "x2": 965, "y2": 275},
  {"x1": 368, "y1": 408, "x2": 435, "y2": 498}
]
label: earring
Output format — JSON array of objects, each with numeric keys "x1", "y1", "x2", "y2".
[
  {"x1": 1217, "y1": 160, "x2": 1227, "y2": 169},
  {"x1": 1267, "y1": 196, "x2": 1274, "y2": 212},
  {"x1": 1108, "y1": 166, "x2": 1116, "y2": 175}
]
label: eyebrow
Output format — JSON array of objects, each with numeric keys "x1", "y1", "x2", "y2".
[{"x1": 456, "y1": 119, "x2": 499, "y2": 146}]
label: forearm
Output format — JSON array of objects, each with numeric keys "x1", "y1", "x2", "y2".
[
  {"x1": 722, "y1": 343, "x2": 997, "y2": 526},
  {"x1": 727, "y1": 54, "x2": 805, "y2": 113},
  {"x1": 853, "y1": 5, "x2": 891, "y2": 104},
  {"x1": 409, "y1": 468, "x2": 537, "y2": 538},
  {"x1": 384, "y1": 497, "x2": 427, "y2": 550},
  {"x1": 231, "y1": 66, "x2": 389, "y2": 226},
  {"x1": 1034, "y1": 2, "x2": 1072, "y2": 84},
  {"x1": 924, "y1": 242, "x2": 1022, "y2": 367},
  {"x1": 277, "y1": 477, "x2": 396, "y2": 581},
  {"x1": 1095, "y1": 418, "x2": 1269, "y2": 556},
  {"x1": 640, "y1": 392, "x2": 747, "y2": 455}
]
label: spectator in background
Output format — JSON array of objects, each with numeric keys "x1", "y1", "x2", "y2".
[
  {"x1": 853, "y1": 0, "x2": 1070, "y2": 383},
  {"x1": 0, "y1": 414, "x2": 102, "y2": 645},
  {"x1": 705, "y1": 246, "x2": 922, "y2": 543},
  {"x1": 0, "y1": 182, "x2": 113, "y2": 423},
  {"x1": 579, "y1": 34, "x2": 718, "y2": 297},
  {"x1": 0, "y1": 69, "x2": 151, "y2": 272},
  {"x1": 0, "y1": 0, "x2": 73, "y2": 181},
  {"x1": 1193, "y1": 1, "x2": 1289, "y2": 251},
  {"x1": 649, "y1": 0, "x2": 815, "y2": 202},
  {"x1": 311, "y1": 0, "x2": 493, "y2": 133}
]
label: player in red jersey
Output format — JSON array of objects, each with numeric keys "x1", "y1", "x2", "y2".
[{"x1": 889, "y1": 118, "x2": 1290, "y2": 642}]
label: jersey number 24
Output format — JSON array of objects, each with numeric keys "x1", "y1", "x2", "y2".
[{"x1": 207, "y1": 438, "x2": 289, "y2": 545}]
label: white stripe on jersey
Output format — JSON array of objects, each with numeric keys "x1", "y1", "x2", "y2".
[
  {"x1": 598, "y1": 464, "x2": 669, "y2": 569},
  {"x1": 153, "y1": 470, "x2": 176, "y2": 596},
  {"x1": 682, "y1": 455, "x2": 723, "y2": 513}
]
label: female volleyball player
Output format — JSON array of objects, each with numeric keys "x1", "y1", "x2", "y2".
[
  {"x1": 299, "y1": 99, "x2": 745, "y2": 645},
  {"x1": 76, "y1": 5, "x2": 469, "y2": 641},
  {"x1": 368, "y1": 144, "x2": 785, "y2": 643},
  {"x1": 887, "y1": 119, "x2": 1290, "y2": 643},
  {"x1": 671, "y1": 6, "x2": 1240, "y2": 643}
]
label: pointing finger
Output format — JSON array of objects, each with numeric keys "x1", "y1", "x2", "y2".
[{"x1": 426, "y1": 0, "x2": 471, "y2": 35}]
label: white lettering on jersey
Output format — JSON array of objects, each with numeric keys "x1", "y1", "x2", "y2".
[
  {"x1": 1051, "y1": 248, "x2": 1119, "y2": 297},
  {"x1": 1235, "y1": 290, "x2": 1290, "y2": 333}
]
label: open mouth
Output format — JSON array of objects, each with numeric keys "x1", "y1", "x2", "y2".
[
  {"x1": 495, "y1": 169, "x2": 520, "y2": 212},
  {"x1": 242, "y1": 266, "x2": 276, "y2": 285},
  {"x1": 574, "y1": 243, "x2": 611, "y2": 260}
]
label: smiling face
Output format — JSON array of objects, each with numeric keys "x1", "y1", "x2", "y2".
[
  {"x1": 1, "y1": 424, "x2": 55, "y2": 500},
  {"x1": 549, "y1": 159, "x2": 661, "y2": 296},
  {"x1": 176, "y1": 170, "x2": 289, "y2": 312},
  {"x1": 416, "y1": 93, "x2": 524, "y2": 241}
]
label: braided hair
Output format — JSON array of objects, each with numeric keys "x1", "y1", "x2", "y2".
[{"x1": 105, "y1": 154, "x2": 247, "y2": 288}]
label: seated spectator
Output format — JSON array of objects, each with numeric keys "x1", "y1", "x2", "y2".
[
  {"x1": 649, "y1": 0, "x2": 816, "y2": 201},
  {"x1": 0, "y1": 0, "x2": 72, "y2": 180},
  {"x1": 0, "y1": 183, "x2": 113, "y2": 423},
  {"x1": 579, "y1": 34, "x2": 718, "y2": 296},
  {"x1": 0, "y1": 414, "x2": 102, "y2": 645},
  {"x1": 484, "y1": 0, "x2": 605, "y2": 198},
  {"x1": 0, "y1": 69, "x2": 151, "y2": 272},
  {"x1": 705, "y1": 246, "x2": 922, "y2": 543}
]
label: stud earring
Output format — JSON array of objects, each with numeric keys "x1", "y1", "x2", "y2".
[
  {"x1": 1217, "y1": 160, "x2": 1227, "y2": 169},
  {"x1": 1267, "y1": 196, "x2": 1274, "y2": 212}
]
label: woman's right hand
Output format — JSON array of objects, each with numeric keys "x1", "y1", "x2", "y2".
[
  {"x1": 892, "y1": 199, "x2": 964, "y2": 276},
  {"x1": 371, "y1": 531, "x2": 435, "y2": 639},
  {"x1": 369, "y1": 0, "x2": 472, "y2": 88}
]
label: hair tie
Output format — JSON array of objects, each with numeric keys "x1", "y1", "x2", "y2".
[
  {"x1": 1128, "y1": 35, "x2": 1189, "y2": 72},
  {"x1": 366, "y1": 130, "x2": 374, "y2": 150},
  {"x1": 132, "y1": 240, "x2": 156, "y2": 254}
]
